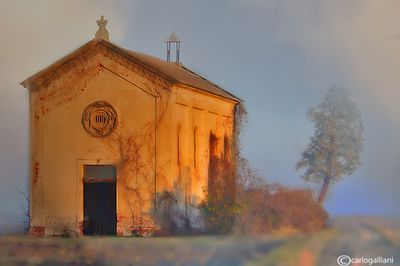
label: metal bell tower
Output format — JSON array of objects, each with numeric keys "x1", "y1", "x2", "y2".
[{"x1": 166, "y1": 31, "x2": 181, "y2": 63}]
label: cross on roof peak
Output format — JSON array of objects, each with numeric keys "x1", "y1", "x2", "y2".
[{"x1": 95, "y1": 16, "x2": 109, "y2": 41}]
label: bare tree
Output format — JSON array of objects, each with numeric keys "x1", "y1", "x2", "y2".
[{"x1": 16, "y1": 187, "x2": 30, "y2": 233}]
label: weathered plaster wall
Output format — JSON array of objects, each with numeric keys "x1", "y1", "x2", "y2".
[{"x1": 29, "y1": 49, "x2": 236, "y2": 236}]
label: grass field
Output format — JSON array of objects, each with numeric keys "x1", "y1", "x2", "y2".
[{"x1": 0, "y1": 217, "x2": 399, "y2": 266}]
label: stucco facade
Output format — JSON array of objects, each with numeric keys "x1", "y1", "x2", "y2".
[{"x1": 21, "y1": 34, "x2": 239, "y2": 236}]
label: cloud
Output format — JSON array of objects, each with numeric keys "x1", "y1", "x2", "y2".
[
  {"x1": 1, "y1": 0, "x2": 399, "y2": 218},
  {"x1": 0, "y1": 0, "x2": 131, "y2": 218},
  {"x1": 281, "y1": 1, "x2": 400, "y2": 121},
  {"x1": 225, "y1": 0, "x2": 400, "y2": 214}
]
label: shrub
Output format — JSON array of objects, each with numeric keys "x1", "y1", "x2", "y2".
[
  {"x1": 198, "y1": 198, "x2": 242, "y2": 234},
  {"x1": 152, "y1": 191, "x2": 179, "y2": 234},
  {"x1": 236, "y1": 184, "x2": 328, "y2": 234}
]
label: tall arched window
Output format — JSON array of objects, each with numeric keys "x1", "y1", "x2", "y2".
[
  {"x1": 177, "y1": 125, "x2": 181, "y2": 166},
  {"x1": 193, "y1": 127, "x2": 198, "y2": 169},
  {"x1": 208, "y1": 132, "x2": 219, "y2": 199},
  {"x1": 223, "y1": 135, "x2": 230, "y2": 163}
]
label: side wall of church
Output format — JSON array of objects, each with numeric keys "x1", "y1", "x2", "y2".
[{"x1": 154, "y1": 84, "x2": 236, "y2": 230}]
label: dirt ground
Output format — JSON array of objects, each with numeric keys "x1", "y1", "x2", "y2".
[{"x1": 0, "y1": 217, "x2": 399, "y2": 266}]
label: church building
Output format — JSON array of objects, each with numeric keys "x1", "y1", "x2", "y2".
[{"x1": 21, "y1": 17, "x2": 241, "y2": 236}]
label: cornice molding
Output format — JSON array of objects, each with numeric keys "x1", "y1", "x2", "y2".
[{"x1": 22, "y1": 41, "x2": 172, "y2": 94}]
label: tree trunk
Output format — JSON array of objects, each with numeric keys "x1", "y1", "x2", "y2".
[{"x1": 318, "y1": 178, "x2": 330, "y2": 204}]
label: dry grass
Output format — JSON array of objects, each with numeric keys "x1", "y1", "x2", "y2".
[{"x1": 1, "y1": 217, "x2": 398, "y2": 266}]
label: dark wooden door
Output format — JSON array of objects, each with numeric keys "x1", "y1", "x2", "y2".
[{"x1": 83, "y1": 165, "x2": 116, "y2": 236}]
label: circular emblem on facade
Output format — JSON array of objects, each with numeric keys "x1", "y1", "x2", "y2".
[{"x1": 82, "y1": 101, "x2": 117, "y2": 137}]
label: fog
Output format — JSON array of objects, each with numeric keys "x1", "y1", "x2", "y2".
[{"x1": 1, "y1": 0, "x2": 399, "y2": 227}]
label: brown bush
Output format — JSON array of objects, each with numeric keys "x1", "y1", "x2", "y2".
[{"x1": 236, "y1": 184, "x2": 328, "y2": 234}]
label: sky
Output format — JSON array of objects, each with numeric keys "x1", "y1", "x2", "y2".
[{"x1": 1, "y1": 0, "x2": 400, "y2": 225}]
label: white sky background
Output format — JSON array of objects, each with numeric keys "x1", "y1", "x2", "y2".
[{"x1": 1, "y1": 0, "x2": 400, "y2": 223}]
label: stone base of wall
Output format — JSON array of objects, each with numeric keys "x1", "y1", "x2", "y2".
[
  {"x1": 29, "y1": 224, "x2": 83, "y2": 237},
  {"x1": 28, "y1": 225, "x2": 159, "y2": 237},
  {"x1": 29, "y1": 226, "x2": 45, "y2": 237},
  {"x1": 29, "y1": 224, "x2": 191, "y2": 237}
]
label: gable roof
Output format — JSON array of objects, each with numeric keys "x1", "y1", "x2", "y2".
[{"x1": 21, "y1": 38, "x2": 241, "y2": 102}]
